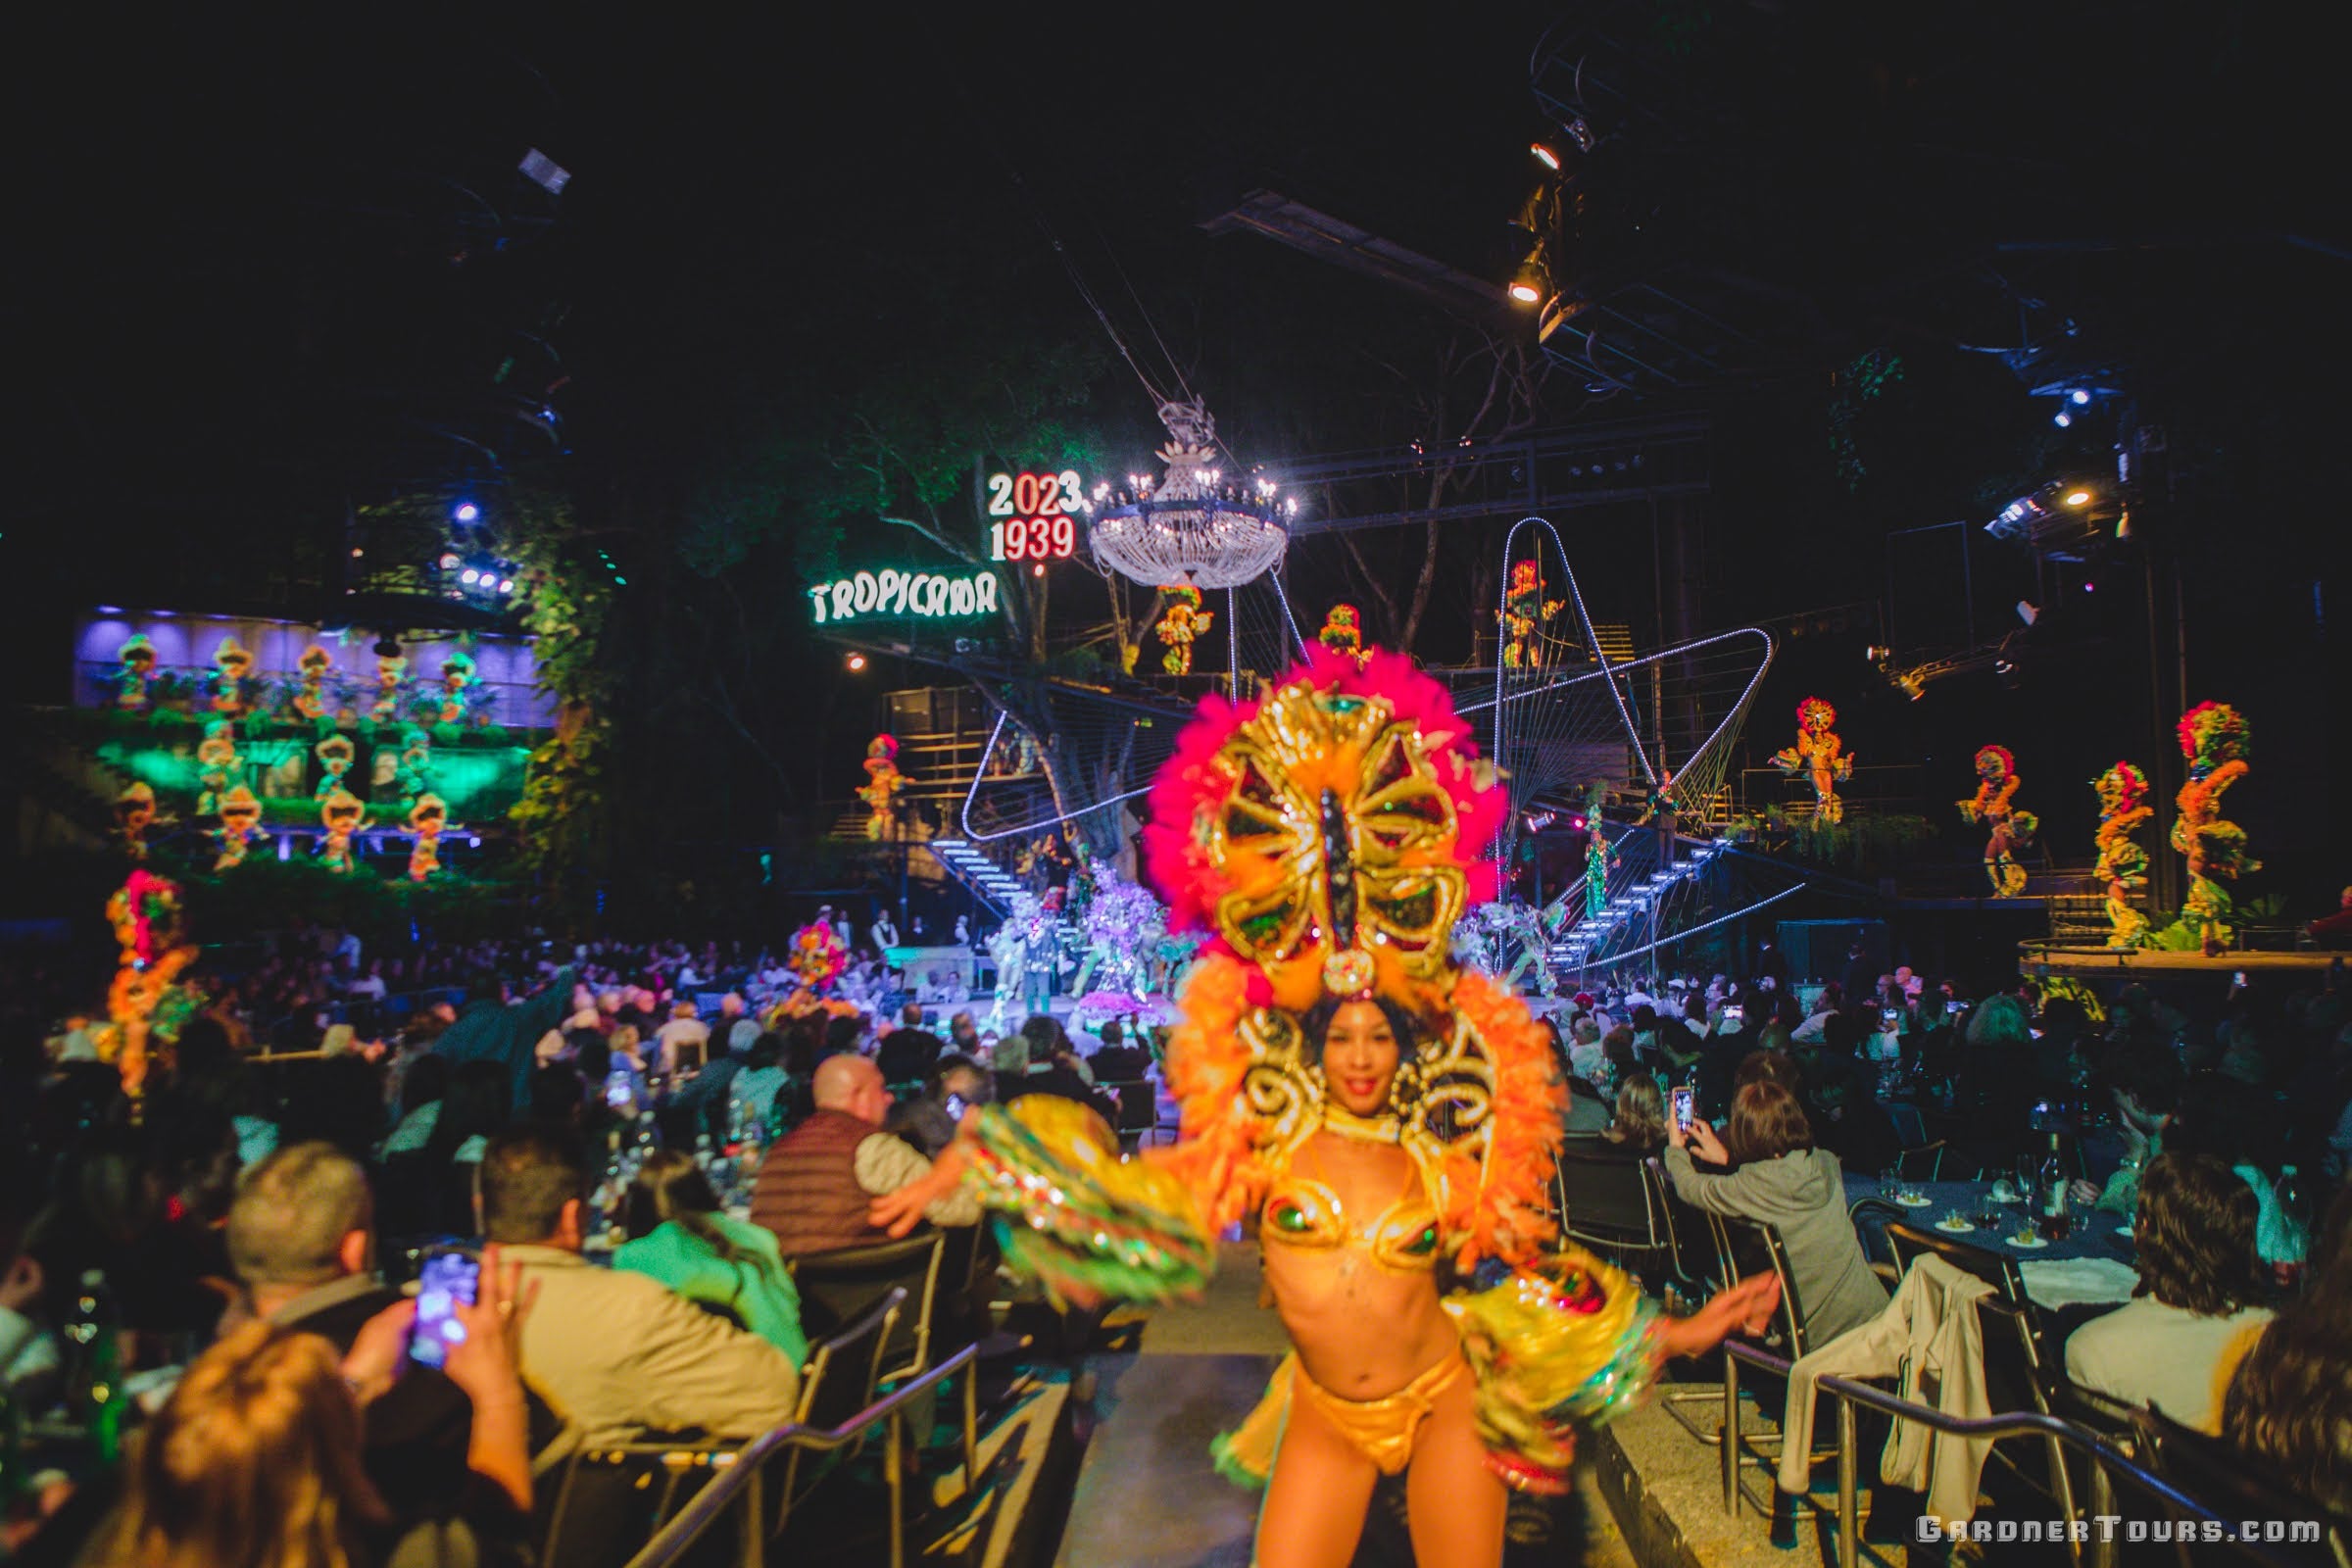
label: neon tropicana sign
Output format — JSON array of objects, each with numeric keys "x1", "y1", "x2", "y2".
[{"x1": 807, "y1": 567, "x2": 1001, "y2": 625}]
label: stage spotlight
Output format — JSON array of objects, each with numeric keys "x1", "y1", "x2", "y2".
[
  {"x1": 461, "y1": 568, "x2": 480, "y2": 585},
  {"x1": 1508, "y1": 249, "x2": 1546, "y2": 306},
  {"x1": 2064, "y1": 489, "x2": 2092, "y2": 507},
  {"x1": 2054, "y1": 411, "x2": 2074, "y2": 428},
  {"x1": 2017, "y1": 601, "x2": 2039, "y2": 626},
  {"x1": 439, "y1": 553, "x2": 460, "y2": 569},
  {"x1": 497, "y1": 578, "x2": 515, "y2": 594},
  {"x1": 1530, "y1": 142, "x2": 1561, "y2": 172},
  {"x1": 453, "y1": 502, "x2": 480, "y2": 524},
  {"x1": 846, "y1": 652, "x2": 868, "y2": 672},
  {"x1": 1864, "y1": 645, "x2": 1891, "y2": 664},
  {"x1": 2071, "y1": 389, "x2": 2091, "y2": 406}
]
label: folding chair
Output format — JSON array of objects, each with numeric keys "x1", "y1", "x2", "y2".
[
  {"x1": 772, "y1": 1287, "x2": 907, "y2": 1540},
  {"x1": 1104, "y1": 1079, "x2": 1161, "y2": 1151},
  {"x1": 1894, "y1": 1140, "x2": 1947, "y2": 1181},
  {"x1": 540, "y1": 1435, "x2": 743, "y2": 1568},
  {"x1": 2128, "y1": 1403, "x2": 2352, "y2": 1567},
  {"x1": 1553, "y1": 1143, "x2": 1674, "y2": 1278}
]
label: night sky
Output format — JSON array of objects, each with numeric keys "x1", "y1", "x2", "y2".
[{"x1": 7, "y1": 5, "x2": 2345, "y2": 903}]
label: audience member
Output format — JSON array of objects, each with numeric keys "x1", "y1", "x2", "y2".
[
  {"x1": 481, "y1": 1125, "x2": 802, "y2": 1443},
  {"x1": 751, "y1": 1054, "x2": 980, "y2": 1257},
  {"x1": 654, "y1": 1001, "x2": 710, "y2": 1076},
  {"x1": 2067, "y1": 1152, "x2": 2274, "y2": 1432},
  {"x1": 1600, "y1": 1071, "x2": 1668, "y2": 1156},
  {"x1": 1664, "y1": 1080, "x2": 1887, "y2": 1347},
  {"x1": 615, "y1": 1151, "x2": 808, "y2": 1366},
  {"x1": 1088, "y1": 1019, "x2": 1152, "y2": 1082},
  {"x1": 2223, "y1": 1187, "x2": 2352, "y2": 1514},
  {"x1": 877, "y1": 1002, "x2": 945, "y2": 1085},
  {"x1": 894, "y1": 1054, "x2": 991, "y2": 1159}
]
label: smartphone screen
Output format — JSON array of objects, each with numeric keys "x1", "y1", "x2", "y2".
[
  {"x1": 409, "y1": 1250, "x2": 480, "y2": 1370},
  {"x1": 1670, "y1": 1085, "x2": 1695, "y2": 1132},
  {"x1": 1881, "y1": 1006, "x2": 1900, "y2": 1029},
  {"x1": 944, "y1": 1093, "x2": 967, "y2": 1120},
  {"x1": 1946, "y1": 1000, "x2": 1966, "y2": 1015},
  {"x1": 1721, "y1": 1004, "x2": 1743, "y2": 1024}
]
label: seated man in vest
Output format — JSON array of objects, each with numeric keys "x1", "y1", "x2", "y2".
[
  {"x1": 751, "y1": 1053, "x2": 981, "y2": 1256},
  {"x1": 481, "y1": 1124, "x2": 801, "y2": 1444}
]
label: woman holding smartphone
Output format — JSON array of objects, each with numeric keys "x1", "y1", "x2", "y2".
[{"x1": 89, "y1": 1250, "x2": 537, "y2": 1566}]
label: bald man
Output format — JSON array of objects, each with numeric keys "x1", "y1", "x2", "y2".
[{"x1": 750, "y1": 1052, "x2": 982, "y2": 1256}]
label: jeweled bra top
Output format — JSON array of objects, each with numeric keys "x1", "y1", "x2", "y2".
[{"x1": 1261, "y1": 1161, "x2": 1443, "y2": 1273}]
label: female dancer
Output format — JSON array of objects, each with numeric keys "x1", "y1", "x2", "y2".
[{"x1": 881, "y1": 648, "x2": 1776, "y2": 1568}]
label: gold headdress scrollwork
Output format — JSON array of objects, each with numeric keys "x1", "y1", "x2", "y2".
[{"x1": 1148, "y1": 649, "x2": 1562, "y2": 1265}]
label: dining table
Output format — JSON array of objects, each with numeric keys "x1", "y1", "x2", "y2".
[{"x1": 1842, "y1": 1173, "x2": 2141, "y2": 1313}]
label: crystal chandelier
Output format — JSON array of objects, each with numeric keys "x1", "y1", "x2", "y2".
[{"x1": 1086, "y1": 399, "x2": 1293, "y2": 590}]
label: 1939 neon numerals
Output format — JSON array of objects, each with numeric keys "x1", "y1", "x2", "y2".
[
  {"x1": 985, "y1": 469, "x2": 1084, "y2": 562},
  {"x1": 989, "y1": 515, "x2": 1075, "y2": 561}
]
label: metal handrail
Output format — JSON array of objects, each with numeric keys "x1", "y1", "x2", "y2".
[
  {"x1": 624, "y1": 1342, "x2": 979, "y2": 1568},
  {"x1": 1718, "y1": 1340, "x2": 2325, "y2": 1568}
]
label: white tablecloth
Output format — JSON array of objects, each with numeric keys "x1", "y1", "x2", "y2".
[{"x1": 2019, "y1": 1256, "x2": 2140, "y2": 1310}]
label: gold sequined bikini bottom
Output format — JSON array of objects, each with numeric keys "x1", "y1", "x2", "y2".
[{"x1": 1211, "y1": 1347, "x2": 1469, "y2": 1483}]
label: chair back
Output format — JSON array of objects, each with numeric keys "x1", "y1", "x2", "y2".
[
  {"x1": 791, "y1": 1232, "x2": 944, "y2": 1387},
  {"x1": 1885, "y1": 1101, "x2": 1928, "y2": 1149},
  {"x1": 2129, "y1": 1404, "x2": 2352, "y2": 1567},
  {"x1": 1894, "y1": 1140, "x2": 1947, "y2": 1181},
  {"x1": 1652, "y1": 1160, "x2": 1729, "y2": 1291},
  {"x1": 1844, "y1": 1197, "x2": 1908, "y2": 1273},
  {"x1": 796, "y1": 1285, "x2": 908, "y2": 1431},
  {"x1": 1713, "y1": 1213, "x2": 1811, "y2": 1359},
  {"x1": 1555, "y1": 1143, "x2": 1668, "y2": 1251},
  {"x1": 1884, "y1": 1220, "x2": 2030, "y2": 1306},
  {"x1": 1106, "y1": 1080, "x2": 1158, "y2": 1141},
  {"x1": 537, "y1": 1437, "x2": 733, "y2": 1568}
]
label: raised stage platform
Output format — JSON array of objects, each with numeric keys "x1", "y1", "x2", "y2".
[{"x1": 2021, "y1": 944, "x2": 2340, "y2": 982}]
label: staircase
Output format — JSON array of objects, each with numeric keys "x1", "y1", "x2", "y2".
[
  {"x1": 1548, "y1": 835, "x2": 1733, "y2": 972},
  {"x1": 928, "y1": 838, "x2": 1026, "y2": 918}
]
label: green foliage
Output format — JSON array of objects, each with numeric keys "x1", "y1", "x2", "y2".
[
  {"x1": 1827, "y1": 348, "x2": 1908, "y2": 491},
  {"x1": 486, "y1": 490, "x2": 618, "y2": 918},
  {"x1": 675, "y1": 309, "x2": 1115, "y2": 579},
  {"x1": 185, "y1": 857, "x2": 516, "y2": 944}
]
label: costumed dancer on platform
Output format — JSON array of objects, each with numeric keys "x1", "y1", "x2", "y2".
[
  {"x1": 1958, "y1": 745, "x2": 2037, "y2": 898},
  {"x1": 406, "y1": 793, "x2": 452, "y2": 882},
  {"x1": 208, "y1": 637, "x2": 256, "y2": 719},
  {"x1": 2174, "y1": 702, "x2": 2258, "y2": 956},
  {"x1": 318, "y1": 788, "x2": 369, "y2": 874},
  {"x1": 290, "y1": 644, "x2": 336, "y2": 728},
  {"x1": 213, "y1": 786, "x2": 262, "y2": 871},
  {"x1": 115, "y1": 782, "x2": 162, "y2": 861},
  {"x1": 876, "y1": 648, "x2": 1777, "y2": 1568},
  {"x1": 370, "y1": 649, "x2": 408, "y2": 726},
  {"x1": 1317, "y1": 603, "x2": 1370, "y2": 668},
  {"x1": 1582, "y1": 784, "x2": 1614, "y2": 919},
  {"x1": 111, "y1": 634, "x2": 159, "y2": 713},
  {"x1": 858, "y1": 733, "x2": 905, "y2": 840},
  {"x1": 1499, "y1": 560, "x2": 1563, "y2": 668},
  {"x1": 2091, "y1": 761, "x2": 2153, "y2": 949},
  {"x1": 195, "y1": 721, "x2": 242, "y2": 817},
  {"x1": 1155, "y1": 585, "x2": 1214, "y2": 676},
  {"x1": 1772, "y1": 697, "x2": 1851, "y2": 824}
]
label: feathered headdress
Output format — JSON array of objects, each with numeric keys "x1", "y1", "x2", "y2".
[{"x1": 1147, "y1": 647, "x2": 1561, "y2": 1266}]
